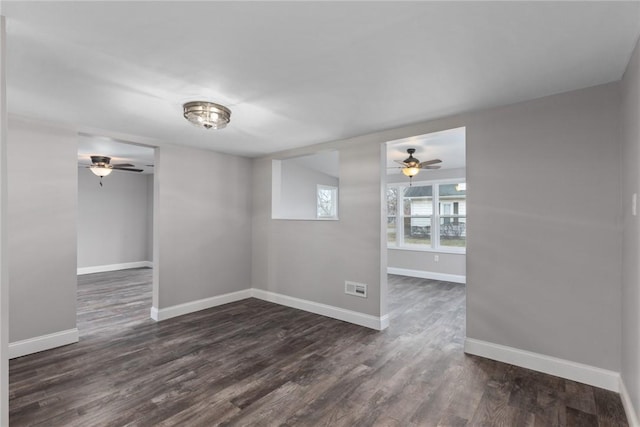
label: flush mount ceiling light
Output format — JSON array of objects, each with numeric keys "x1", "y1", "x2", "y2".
[{"x1": 183, "y1": 101, "x2": 231, "y2": 130}]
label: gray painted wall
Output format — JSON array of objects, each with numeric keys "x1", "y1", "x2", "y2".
[
  {"x1": 252, "y1": 140, "x2": 386, "y2": 317},
  {"x1": 154, "y1": 144, "x2": 252, "y2": 309},
  {"x1": 276, "y1": 160, "x2": 339, "y2": 219},
  {"x1": 621, "y1": 35, "x2": 640, "y2": 418},
  {"x1": 465, "y1": 83, "x2": 621, "y2": 371},
  {"x1": 252, "y1": 82, "x2": 621, "y2": 372},
  {"x1": 8, "y1": 117, "x2": 77, "y2": 342},
  {"x1": 146, "y1": 174, "x2": 153, "y2": 262},
  {"x1": 387, "y1": 250, "x2": 466, "y2": 277},
  {"x1": 77, "y1": 168, "x2": 152, "y2": 268}
]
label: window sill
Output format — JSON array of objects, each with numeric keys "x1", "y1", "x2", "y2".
[{"x1": 387, "y1": 246, "x2": 466, "y2": 255}]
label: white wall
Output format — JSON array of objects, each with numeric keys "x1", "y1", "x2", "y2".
[
  {"x1": 253, "y1": 82, "x2": 622, "y2": 374},
  {"x1": 154, "y1": 144, "x2": 252, "y2": 310},
  {"x1": 621, "y1": 34, "x2": 640, "y2": 422},
  {"x1": 77, "y1": 168, "x2": 152, "y2": 269},
  {"x1": 8, "y1": 117, "x2": 78, "y2": 343}
]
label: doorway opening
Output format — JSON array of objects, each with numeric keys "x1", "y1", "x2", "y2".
[
  {"x1": 383, "y1": 126, "x2": 467, "y2": 325},
  {"x1": 76, "y1": 134, "x2": 156, "y2": 337}
]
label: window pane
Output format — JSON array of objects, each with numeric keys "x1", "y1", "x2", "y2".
[
  {"x1": 317, "y1": 185, "x2": 337, "y2": 218},
  {"x1": 440, "y1": 217, "x2": 466, "y2": 247},
  {"x1": 439, "y1": 183, "x2": 466, "y2": 248},
  {"x1": 439, "y1": 183, "x2": 466, "y2": 215},
  {"x1": 403, "y1": 185, "x2": 432, "y2": 216},
  {"x1": 386, "y1": 188, "x2": 397, "y2": 216},
  {"x1": 403, "y1": 216, "x2": 431, "y2": 246},
  {"x1": 387, "y1": 216, "x2": 396, "y2": 244}
]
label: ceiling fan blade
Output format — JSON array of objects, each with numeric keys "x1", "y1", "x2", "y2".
[
  {"x1": 113, "y1": 168, "x2": 144, "y2": 173},
  {"x1": 423, "y1": 165, "x2": 441, "y2": 169},
  {"x1": 394, "y1": 160, "x2": 409, "y2": 167},
  {"x1": 420, "y1": 159, "x2": 442, "y2": 167},
  {"x1": 112, "y1": 163, "x2": 135, "y2": 168}
]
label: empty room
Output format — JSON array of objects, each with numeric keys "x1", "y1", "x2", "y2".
[{"x1": 1, "y1": 2, "x2": 640, "y2": 426}]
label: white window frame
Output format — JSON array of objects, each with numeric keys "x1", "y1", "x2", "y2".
[
  {"x1": 317, "y1": 184, "x2": 338, "y2": 219},
  {"x1": 387, "y1": 178, "x2": 466, "y2": 254}
]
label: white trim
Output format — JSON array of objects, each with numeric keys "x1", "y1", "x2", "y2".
[
  {"x1": 251, "y1": 288, "x2": 388, "y2": 331},
  {"x1": 464, "y1": 338, "x2": 620, "y2": 392},
  {"x1": 77, "y1": 261, "x2": 153, "y2": 275},
  {"x1": 151, "y1": 288, "x2": 389, "y2": 331},
  {"x1": 388, "y1": 267, "x2": 466, "y2": 284},
  {"x1": 150, "y1": 289, "x2": 252, "y2": 321},
  {"x1": 620, "y1": 377, "x2": 640, "y2": 427},
  {"x1": 9, "y1": 328, "x2": 79, "y2": 359},
  {"x1": 388, "y1": 246, "x2": 466, "y2": 255},
  {"x1": 379, "y1": 314, "x2": 390, "y2": 330}
]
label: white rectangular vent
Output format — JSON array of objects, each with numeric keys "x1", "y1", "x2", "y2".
[{"x1": 345, "y1": 281, "x2": 367, "y2": 298}]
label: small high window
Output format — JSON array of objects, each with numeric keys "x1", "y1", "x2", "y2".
[{"x1": 317, "y1": 185, "x2": 338, "y2": 219}]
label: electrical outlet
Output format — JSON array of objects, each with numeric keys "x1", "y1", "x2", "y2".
[{"x1": 434, "y1": 255, "x2": 439, "y2": 262}]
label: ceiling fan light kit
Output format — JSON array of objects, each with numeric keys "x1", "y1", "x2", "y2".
[
  {"x1": 392, "y1": 148, "x2": 443, "y2": 185},
  {"x1": 86, "y1": 155, "x2": 143, "y2": 187},
  {"x1": 89, "y1": 165, "x2": 113, "y2": 177},
  {"x1": 183, "y1": 101, "x2": 231, "y2": 130},
  {"x1": 401, "y1": 166, "x2": 420, "y2": 178}
]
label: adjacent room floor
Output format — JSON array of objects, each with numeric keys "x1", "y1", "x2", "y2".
[{"x1": 9, "y1": 270, "x2": 628, "y2": 426}]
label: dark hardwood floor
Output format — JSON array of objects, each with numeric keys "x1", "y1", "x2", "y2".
[{"x1": 9, "y1": 270, "x2": 628, "y2": 426}]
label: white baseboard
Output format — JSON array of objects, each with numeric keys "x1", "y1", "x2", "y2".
[
  {"x1": 620, "y1": 377, "x2": 640, "y2": 427},
  {"x1": 150, "y1": 289, "x2": 252, "y2": 321},
  {"x1": 387, "y1": 267, "x2": 465, "y2": 284},
  {"x1": 9, "y1": 328, "x2": 79, "y2": 359},
  {"x1": 78, "y1": 261, "x2": 153, "y2": 275},
  {"x1": 464, "y1": 338, "x2": 620, "y2": 392},
  {"x1": 251, "y1": 288, "x2": 389, "y2": 331},
  {"x1": 150, "y1": 287, "x2": 389, "y2": 331}
]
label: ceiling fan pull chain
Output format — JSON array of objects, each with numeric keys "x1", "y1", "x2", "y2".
[{"x1": 99, "y1": 176, "x2": 103, "y2": 187}]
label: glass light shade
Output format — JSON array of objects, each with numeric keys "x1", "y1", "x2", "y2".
[
  {"x1": 183, "y1": 101, "x2": 231, "y2": 130},
  {"x1": 90, "y1": 166, "x2": 113, "y2": 177},
  {"x1": 402, "y1": 167, "x2": 420, "y2": 177}
]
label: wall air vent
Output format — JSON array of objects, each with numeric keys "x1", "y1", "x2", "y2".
[{"x1": 345, "y1": 281, "x2": 367, "y2": 298}]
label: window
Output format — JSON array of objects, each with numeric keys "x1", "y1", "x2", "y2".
[
  {"x1": 386, "y1": 187, "x2": 397, "y2": 243},
  {"x1": 317, "y1": 185, "x2": 338, "y2": 219},
  {"x1": 387, "y1": 180, "x2": 466, "y2": 251}
]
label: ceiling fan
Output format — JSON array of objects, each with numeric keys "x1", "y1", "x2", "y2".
[
  {"x1": 85, "y1": 155, "x2": 143, "y2": 186},
  {"x1": 390, "y1": 148, "x2": 442, "y2": 185}
]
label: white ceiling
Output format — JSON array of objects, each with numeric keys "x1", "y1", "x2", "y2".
[
  {"x1": 286, "y1": 151, "x2": 340, "y2": 179},
  {"x1": 387, "y1": 127, "x2": 466, "y2": 174},
  {"x1": 3, "y1": 2, "x2": 640, "y2": 158}
]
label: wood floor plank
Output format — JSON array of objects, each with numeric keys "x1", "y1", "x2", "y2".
[{"x1": 8, "y1": 270, "x2": 630, "y2": 426}]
